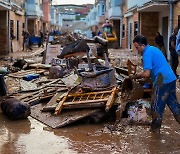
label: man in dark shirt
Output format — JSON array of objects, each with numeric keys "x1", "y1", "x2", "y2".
[
  {"x1": 22, "y1": 30, "x2": 32, "y2": 51},
  {"x1": 39, "y1": 30, "x2": 44, "y2": 47},
  {"x1": 169, "y1": 27, "x2": 179, "y2": 76}
]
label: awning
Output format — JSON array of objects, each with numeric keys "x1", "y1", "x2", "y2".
[{"x1": 138, "y1": 2, "x2": 169, "y2": 12}]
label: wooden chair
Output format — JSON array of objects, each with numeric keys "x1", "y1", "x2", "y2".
[
  {"x1": 127, "y1": 59, "x2": 137, "y2": 76},
  {"x1": 127, "y1": 59, "x2": 152, "y2": 97}
]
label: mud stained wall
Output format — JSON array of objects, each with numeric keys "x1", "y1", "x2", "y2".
[
  {"x1": 140, "y1": 12, "x2": 159, "y2": 46},
  {"x1": 173, "y1": 1, "x2": 180, "y2": 28},
  {"x1": 0, "y1": 11, "x2": 8, "y2": 55},
  {"x1": 10, "y1": 11, "x2": 25, "y2": 52}
]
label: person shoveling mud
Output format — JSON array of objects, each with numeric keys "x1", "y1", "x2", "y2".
[{"x1": 130, "y1": 35, "x2": 180, "y2": 132}]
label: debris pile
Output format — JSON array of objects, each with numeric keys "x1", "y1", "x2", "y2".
[{"x1": 0, "y1": 34, "x2": 152, "y2": 129}]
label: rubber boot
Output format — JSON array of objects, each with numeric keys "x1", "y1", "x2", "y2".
[{"x1": 150, "y1": 118, "x2": 162, "y2": 133}]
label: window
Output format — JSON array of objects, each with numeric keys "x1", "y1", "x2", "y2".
[
  {"x1": 10, "y1": 20, "x2": 15, "y2": 40},
  {"x1": 178, "y1": 15, "x2": 180, "y2": 29},
  {"x1": 134, "y1": 21, "x2": 138, "y2": 36},
  {"x1": 102, "y1": 5, "x2": 105, "y2": 16},
  {"x1": 17, "y1": 20, "x2": 19, "y2": 41},
  {"x1": 98, "y1": 5, "x2": 100, "y2": 16},
  {"x1": 122, "y1": 24, "x2": 125, "y2": 38},
  {"x1": 22, "y1": 23, "x2": 25, "y2": 29}
]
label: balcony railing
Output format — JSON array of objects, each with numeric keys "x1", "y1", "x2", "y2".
[
  {"x1": 1, "y1": 0, "x2": 10, "y2": 3},
  {"x1": 11, "y1": 0, "x2": 23, "y2": 8},
  {"x1": 25, "y1": 3, "x2": 43, "y2": 17},
  {"x1": 0, "y1": 0, "x2": 11, "y2": 10},
  {"x1": 108, "y1": 6, "x2": 121, "y2": 19}
]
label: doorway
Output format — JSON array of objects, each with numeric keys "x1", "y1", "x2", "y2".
[{"x1": 162, "y1": 17, "x2": 168, "y2": 51}]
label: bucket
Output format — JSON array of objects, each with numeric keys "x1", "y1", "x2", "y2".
[{"x1": 0, "y1": 73, "x2": 7, "y2": 96}]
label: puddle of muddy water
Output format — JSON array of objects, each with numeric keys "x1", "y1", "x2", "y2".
[{"x1": 0, "y1": 108, "x2": 179, "y2": 154}]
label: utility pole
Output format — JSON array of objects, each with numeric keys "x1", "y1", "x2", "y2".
[{"x1": 169, "y1": 0, "x2": 173, "y2": 34}]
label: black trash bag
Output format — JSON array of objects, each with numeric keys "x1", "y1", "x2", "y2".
[
  {"x1": 58, "y1": 39, "x2": 90, "y2": 58},
  {"x1": 1, "y1": 98, "x2": 31, "y2": 120},
  {"x1": 13, "y1": 59, "x2": 27, "y2": 69}
]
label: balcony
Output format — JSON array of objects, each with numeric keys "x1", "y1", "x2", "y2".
[
  {"x1": 137, "y1": 0, "x2": 169, "y2": 12},
  {"x1": 127, "y1": 0, "x2": 170, "y2": 12},
  {"x1": 108, "y1": 6, "x2": 121, "y2": 20},
  {"x1": 11, "y1": 0, "x2": 23, "y2": 8},
  {"x1": 0, "y1": 0, "x2": 11, "y2": 10},
  {"x1": 25, "y1": 3, "x2": 43, "y2": 18}
]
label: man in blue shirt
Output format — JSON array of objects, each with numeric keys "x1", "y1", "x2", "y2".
[{"x1": 131, "y1": 35, "x2": 180, "y2": 132}]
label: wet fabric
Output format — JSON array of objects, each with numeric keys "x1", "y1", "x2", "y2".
[
  {"x1": 152, "y1": 80, "x2": 180, "y2": 126},
  {"x1": 143, "y1": 45, "x2": 176, "y2": 85}
]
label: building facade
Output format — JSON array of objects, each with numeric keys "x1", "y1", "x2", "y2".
[
  {"x1": 42, "y1": 0, "x2": 51, "y2": 33},
  {"x1": 121, "y1": 0, "x2": 180, "y2": 57},
  {"x1": 25, "y1": 0, "x2": 43, "y2": 36},
  {"x1": 0, "y1": 0, "x2": 25, "y2": 54}
]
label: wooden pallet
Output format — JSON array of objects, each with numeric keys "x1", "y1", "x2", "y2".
[{"x1": 42, "y1": 87, "x2": 118, "y2": 115}]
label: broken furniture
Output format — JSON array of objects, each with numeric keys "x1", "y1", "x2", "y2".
[
  {"x1": 127, "y1": 59, "x2": 152, "y2": 96},
  {"x1": 127, "y1": 59, "x2": 137, "y2": 76},
  {"x1": 113, "y1": 78, "x2": 145, "y2": 130},
  {"x1": 42, "y1": 87, "x2": 118, "y2": 115}
]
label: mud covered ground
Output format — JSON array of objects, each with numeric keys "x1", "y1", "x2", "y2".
[
  {"x1": 0, "y1": 48, "x2": 180, "y2": 154},
  {"x1": 0, "y1": 108, "x2": 179, "y2": 154}
]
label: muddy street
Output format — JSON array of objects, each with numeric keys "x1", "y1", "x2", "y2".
[
  {"x1": 0, "y1": 48, "x2": 180, "y2": 154},
  {"x1": 0, "y1": 107, "x2": 179, "y2": 154}
]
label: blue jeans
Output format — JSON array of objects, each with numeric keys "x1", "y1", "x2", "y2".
[{"x1": 152, "y1": 80, "x2": 180, "y2": 127}]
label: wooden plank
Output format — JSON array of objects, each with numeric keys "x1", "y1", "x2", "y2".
[
  {"x1": 54, "y1": 91, "x2": 69, "y2": 115},
  {"x1": 30, "y1": 103, "x2": 101, "y2": 128},
  {"x1": 67, "y1": 90, "x2": 112, "y2": 97},
  {"x1": 42, "y1": 92, "x2": 65, "y2": 110},
  {"x1": 8, "y1": 69, "x2": 46, "y2": 78},
  {"x1": 42, "y1": 102, "x2": 105, "y2": 111},
  {"x1": 63, "y1": 102, "x2": 105, "y2": 109},
  {"x1": 105, "y1": 87, "x2": 118, "y2": 112},
  {"x1": 63, "y1": 98, "x2": 108, "y2": 105}
]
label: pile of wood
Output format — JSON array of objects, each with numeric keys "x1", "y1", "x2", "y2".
[{"x1": 42, "y1": 86, "x2": 119, "y2": 115}]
